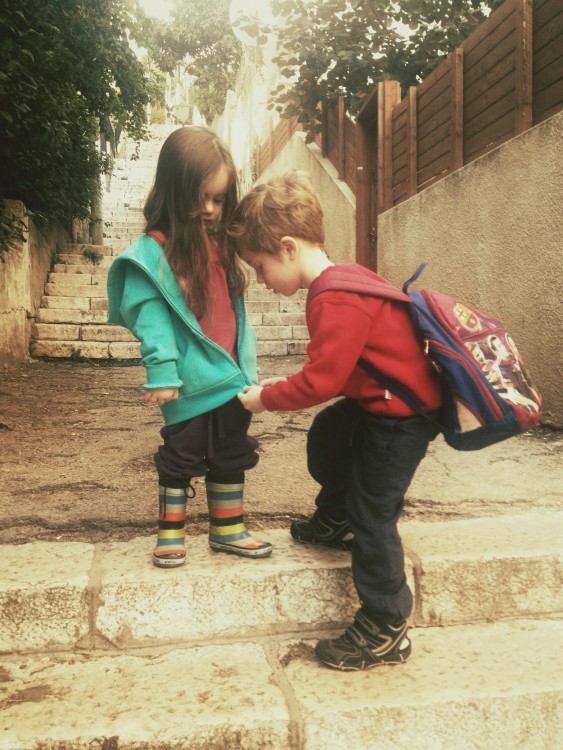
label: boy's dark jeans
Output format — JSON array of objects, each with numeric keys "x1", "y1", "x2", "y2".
[{"x1": 307, "y1": 398, "x2": 439, "y2": 623}]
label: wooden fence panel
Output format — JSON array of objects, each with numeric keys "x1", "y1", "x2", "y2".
[
  {"x1": 326, "y1": 104, "x2": 340, "y2": 169},
  {"x1": 343, "y1": 113, "x2": 357, "y2": 193},
  {"x1": 463, "y1": 0, "x2": 519, "y2": 162},
  {"x1": 391, "y1": 99, "x2": 408, "y2": 204},
  {"x1": 533, "y1": 0, "x2": 563, "y2": 123},
  {"x1": 416, "y1": 57, "x2": 454, "y2": 189}
]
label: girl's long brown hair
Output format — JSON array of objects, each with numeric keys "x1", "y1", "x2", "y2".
[{"x1": 143, "y1": 126, "x2": 247, "y2": 318}]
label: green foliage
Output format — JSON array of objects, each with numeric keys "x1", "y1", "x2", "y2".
[
  {"x1": 253, "y1": 0, "x2": 503, "y2": 140},
  {"x1": 0, "y1": 0, "x2": 150, "y2": 236},
  {"x1": 189, "y1": 35, "x2": 242, "y2": 122},
  {"x1": 137, "y1": 0, "x2": 241, "y2": 123},
  {"x1": 82, "y1": 248, "x2": 104, "y2": 266}
]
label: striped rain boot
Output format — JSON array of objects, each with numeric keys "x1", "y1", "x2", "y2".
[
  {"x1": 206, "y1": 473, "x2": 273, "y2": 558},
  {"x1": 152, "y1": 482, "x2": 193, "y2": 568}
]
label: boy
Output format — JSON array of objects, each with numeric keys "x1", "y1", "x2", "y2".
[{"x1": 229, "y1": 172, "x2": 443, "y2": 671}]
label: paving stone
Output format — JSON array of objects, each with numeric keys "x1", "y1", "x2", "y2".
[
  {"x1": 282, "y1": 619, "x2": 563, "y2": 750},
  {"x1": 403, "y1": 511, "x2": 563, "y2": 626},
  {"x1": 0, "y1": 542, "x2": 94, "y2": 651},
  {"x1": 0, "y1": 620, "x2": 559, "y2": 749},
  {"x1": 0, "y1": 644, "x2": 290, "y2": 749}
]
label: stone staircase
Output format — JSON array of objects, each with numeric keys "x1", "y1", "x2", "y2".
[
  {"x1": 1, "y1": 513, "x2": 561, "y2": 747},
  {"x1": 30, "y1": 125, "x2": 309, "y2": 360}
]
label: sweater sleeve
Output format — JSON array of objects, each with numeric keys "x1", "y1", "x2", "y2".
[
  {"x1": 118, "y1": 264, "x2": 184, "y2": 390},
  {"x1": 261, "y1": 295, "x2": 375, "y2": 411}
]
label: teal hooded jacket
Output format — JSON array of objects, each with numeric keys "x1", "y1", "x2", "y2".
[{"x1": 107, "y1": 234, "x2": 258, "y2": 426}]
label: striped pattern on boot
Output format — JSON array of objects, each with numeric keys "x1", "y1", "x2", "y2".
[
  {"x1": 206, "y1": 480, "x2": 272, "y2": 558},
  {"x1": 153, "y1": 486, "x2": 188, "y2": 568}
]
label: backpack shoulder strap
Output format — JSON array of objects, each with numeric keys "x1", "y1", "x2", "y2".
[{"x1": 309, "y1": 265, "x2": 411, "y2": 304}]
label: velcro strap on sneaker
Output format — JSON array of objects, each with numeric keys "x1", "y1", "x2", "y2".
[
  {"x1": 345, "y1": 624, "x2": 370, "y2": 647},
  {"x1": 355, "y1": 609, "x2": 382, "y2": 637}
]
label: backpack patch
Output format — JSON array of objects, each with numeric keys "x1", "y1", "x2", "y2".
[{"x1": 407, "y1": 287, "x2": 542, "y2": 449}]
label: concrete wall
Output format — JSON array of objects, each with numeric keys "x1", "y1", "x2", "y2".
[
  {"x1": 377, "y1": 111, "x2": 563, "y2": 426},
  {"x1": 0, "y1": 201, "x2": 68, "y2": 366},
  {"x1": 259, "y1": 132, "x2": 356, "y2": 265}
]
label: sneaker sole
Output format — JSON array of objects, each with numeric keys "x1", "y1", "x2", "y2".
[
  {"x1": 291, "y1": 534, "x2": 353, "y2": 552},
  {"x1": 209, "y1": 541, "x2": 273, "y2": 558},
  {"x1": 152, "y1": 554, "x2": 186, "y2": 568},
  {"x1": 316, "y1": 639, "x2": 412, "y2": 671}
]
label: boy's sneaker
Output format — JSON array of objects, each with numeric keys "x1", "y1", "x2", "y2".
[
  {"x1": 315, "y1": 607, "x2": 411, "y2": 671},
  {"x1": 290, "y1": 509, "x2": 354, "y2": 550}
]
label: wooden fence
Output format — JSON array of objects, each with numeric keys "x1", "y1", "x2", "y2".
[{"x1": 256, "y1": 0, "x2": 562, "y2": 235}]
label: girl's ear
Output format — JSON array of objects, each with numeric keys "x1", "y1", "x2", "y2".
[{"x1": 280, "y1": 236, "x2": 298, "y2": 258}]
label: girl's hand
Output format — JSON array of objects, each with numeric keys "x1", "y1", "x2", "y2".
[
  {"x1": 144, "y1": 388, "x2": 179, "y2": 406},
  {"x1": 259, "y1": 376, "x2": 288, "y2": 387},
  {"x1": 238, "y1": 385, "x2": 265, "y2": 414}
]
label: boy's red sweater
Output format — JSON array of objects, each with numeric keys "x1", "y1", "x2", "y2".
[{"x1": 260, "y1": 264, "x2": 443, "y2": 417}]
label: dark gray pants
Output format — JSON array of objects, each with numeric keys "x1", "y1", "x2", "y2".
[
  {"x1": 154, "y1": 396, "x2": 259, "y2": 485},
  {"x1": 307, "y1": 398, "x2": 439, "y2": 622}
]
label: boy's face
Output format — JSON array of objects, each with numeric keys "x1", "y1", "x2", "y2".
[{"x1": 240, "y1": 245, "x2": 301, "y2": 297}]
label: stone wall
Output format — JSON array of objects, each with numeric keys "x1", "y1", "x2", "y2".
[{"x1": 0, "y1": 201, "x2": 69, "y2": 366}]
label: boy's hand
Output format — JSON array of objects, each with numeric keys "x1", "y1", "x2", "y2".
[
  {"x1": 238, "y1": 385, "x2": 265, "y2": 413},
  {"x1": 259, "y1": 376, "x2": 288, "y2": 387},
  {"x1": 144, "y1": 388, "x2": 179, "y2": 406}
]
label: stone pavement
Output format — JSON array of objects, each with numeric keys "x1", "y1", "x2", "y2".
[{"x1": 1, "y1": 510, "x2": 562, "y2": 747}]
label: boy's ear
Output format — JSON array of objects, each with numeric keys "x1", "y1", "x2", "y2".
[{"x1": 280, "y1": 235, "x2": 298, "y2": 257}]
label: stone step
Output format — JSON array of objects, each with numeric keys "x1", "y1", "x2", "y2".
[
  {"x1": 32, "y1": 323, "x2": 137, "y2": 343},
  {"x1": 64, "y1": 243, "x2": 116, "y2": 256},
  {"x1": 34, "y1": 308, "x2": 109, "y2": 325},
  {"x1": 53, "y1": 263, "x2": 109, "y2": 276},
  {"x1": 2, "y1": 514, "x2": 560, "y2": 654},
  {"x1": 44, "y1": 282, "x2": 107, "y2": 297},
  {"x1": 30, "y1": 336, "x2": 307, "y2": 361},
  {"x1": 33, "y1": 340, "x2": 138, "y2": 359},
  {"x1": 39, "y1": 295, "x2": 107, "y2": 310},
  {"x1": 57, "y1": 253, "x2": 113, "y2": 268},
  {"x1": 30, "y1": 339, "x2": 140, "y2": 359},
  {"x1": 0, "y1": 619, "x2": 560, "y2": 749}
]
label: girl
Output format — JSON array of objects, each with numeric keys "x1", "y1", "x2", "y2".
[{"x1": 107, "y1": 126, "x2": 272, "y2": 568}]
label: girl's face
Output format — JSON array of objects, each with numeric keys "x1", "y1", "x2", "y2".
[{"x1": 200, "y1": 165, "x2": 230, "y2": 228}]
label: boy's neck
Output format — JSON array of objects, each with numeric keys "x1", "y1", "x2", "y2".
[{"x1": 300, "y1": 243, "x2": 334, "y2": 288}]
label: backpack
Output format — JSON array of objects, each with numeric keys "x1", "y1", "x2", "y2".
[{"x1": 309, "y1": 263, "x2": 542, "y2": 451}]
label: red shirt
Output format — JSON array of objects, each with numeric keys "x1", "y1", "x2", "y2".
[
  {"x1": 198, "y1": 240, "x2": 237, "y2": 360},
  {"x1": 261, "y1": 265, "x2": 443, "y2": 417}
]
